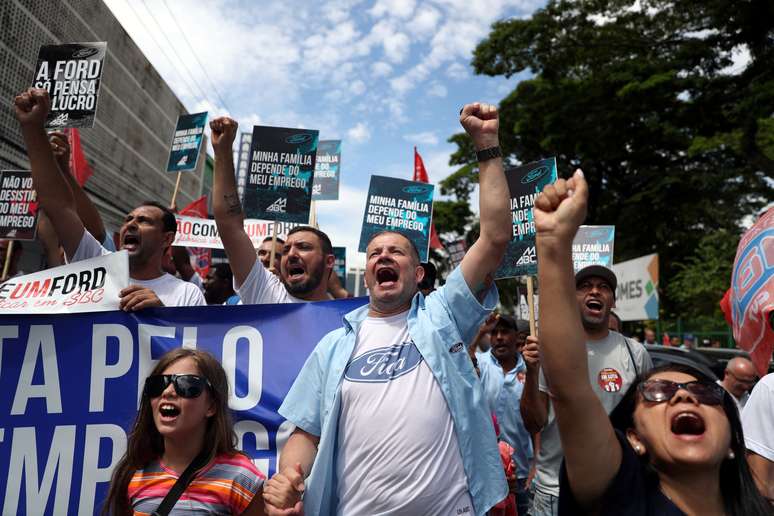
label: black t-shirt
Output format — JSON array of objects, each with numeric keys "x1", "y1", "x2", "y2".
[{"x1": 558, "y1": 430, "x2": 685, "y2": 515}]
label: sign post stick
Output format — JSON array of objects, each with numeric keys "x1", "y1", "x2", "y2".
[
  {"x1": 527, "y1": 275, "x2": 537, "y2": 336},
  {"x1": 268, "y1": 220, "x2": 279, "y2": 272},
  {"x1": 309, "y1": 200, "x2": 318, "y2": 228},
  {"x1": 170, "y1": 172, "x2": 183, "y2": 208},
  {"x1": 2, "y1": 240, "x2": 14, "y2": 280}
]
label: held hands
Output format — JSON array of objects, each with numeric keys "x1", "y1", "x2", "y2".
[
  {"x1": 522, "y1": 335, "x2": 540, "y2": 372},
  {"x1": 119, "y1": 285, "x2": 164, "y2": 311},
  {"x1": 263, "y1": 463, "x2": 305, "y2": 515},
  {"x1": 534, "y1": 169, "x2": 588, "y2": 244},
  {"x1": 14, "y1": 88, "x2": 51, "y2": 128},
  {"x1": 459, "y1": 102, "x2": 499, "y2": 151},
  {"x1": 210, "y1": 116, "x2": 238, "y2": 155}
]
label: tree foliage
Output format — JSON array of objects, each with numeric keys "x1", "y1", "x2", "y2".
[{"x1": 442, "y1": 0, "x2": 774, "y2": 318}]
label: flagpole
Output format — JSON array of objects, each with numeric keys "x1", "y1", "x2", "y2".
[{"x1": 526, "y1": 275, "x2": 537, "y2": 336}]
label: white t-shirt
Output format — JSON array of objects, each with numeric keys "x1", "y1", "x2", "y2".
[
  {"x1": 534, "y1": 331, "x2": 652, "y2": 496},
  {"x1": 187, "y1": 271, "x2": 204, "y2": 293},
  {"x1": 335, "y1": 311, "x2": 473, "y2": 515},
  {"x1": 235, "y1": 258, "x2": 303, "y2": 304},
  {"x1": 742, "y1": 373, "x2": 774, "y2": 461},
  {"x1": 69, "y1": 230, "x2": 206, "y2": 307}
]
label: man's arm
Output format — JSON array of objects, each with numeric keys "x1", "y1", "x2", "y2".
[
  {"x1": 534, "y1": 170, "x2": 622, "y2": 509},
  {"x1": 14, "y1": 89, "x2": 84, "y2": 256},
  {"x1": 520, "y1": 336, "x2": 549, "y2": 434},
  {"x1": 747, "y1": 452, "x2": 774, "y2": 502},
  {"x1": 457, "y1": 103, "x2": 511, "y2": 295},
  {"x1": 262, "y1": 428, "x2": 319, "y2": 514},
  {"x1": 210, "y1": 116, "x2": 259, "y2": 287},
  {"x1": 49, "y1": 131, "x2": 106, "y2": 243}
]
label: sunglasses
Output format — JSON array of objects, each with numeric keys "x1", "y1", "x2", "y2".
[
  {"x1": 144, "y1": 374, "x2": 211, "y2": 399},
  {"x1": 639, "y1": 379, "x2": 726, "y2": 406}
]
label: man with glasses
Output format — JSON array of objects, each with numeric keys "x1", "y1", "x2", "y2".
[{"x1": 719, "y1": 356, "x2": 757, "y2": 409}]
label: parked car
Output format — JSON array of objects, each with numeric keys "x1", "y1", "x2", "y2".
[
  {"x1": 644, "y1": 345, "x2": 720, "y2": 380},
  {"x1": 694, "y1": 346, "x2": 774, "y2": 376}
]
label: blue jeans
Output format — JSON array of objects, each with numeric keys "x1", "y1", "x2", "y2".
[{"x1": 527, "y1": 485, "x2": 558, "y2": 516}]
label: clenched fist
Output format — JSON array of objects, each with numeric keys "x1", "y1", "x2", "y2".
[{"x1": 459, "y1": 102, "x2": 499, "y2": 151}]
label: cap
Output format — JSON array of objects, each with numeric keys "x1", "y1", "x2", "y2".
[
  {"x1": 494, "y1": 314, "x2": 530, "y2": 334},
  {"x1": 575, "y1": 265, "x2": 617, "y2": 293}
]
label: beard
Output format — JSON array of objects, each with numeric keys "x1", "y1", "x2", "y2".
[{"x1": 285, "y1": 260, "x2": 325, "y2": 296}]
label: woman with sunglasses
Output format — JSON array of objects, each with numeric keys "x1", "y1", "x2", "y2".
[
  {"x1": 104, "y1": 348, "x2": 265, "y2": 515},
  {"x1": 533, "y1": 170, "x2": 771, "y2": 515}
]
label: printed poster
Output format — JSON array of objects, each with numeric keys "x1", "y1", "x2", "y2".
[
  {"x1": 358, "y1": 175, "x2": 435, "y2": 262},
  {"x1": 166, "y1": 112, "x2": 208, "y2": 172},
  {"x1": 495, "y1": 158, "x2": 557, "y2": 279},
  {"x1": 32, "y1": 42, "x2": 108, "y2": 128},
  {"x1": 243, "y1": 126, "x2": 319, "y2": 223},
  {"x1": 312, "y1": 140, "x2": 342, "y2": 200}
]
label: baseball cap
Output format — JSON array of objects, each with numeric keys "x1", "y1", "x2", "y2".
[{"x1": 575, "y1": 265, "x2": 617, "y2": 293}]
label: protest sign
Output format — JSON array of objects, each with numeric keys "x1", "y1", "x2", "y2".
[
  {"x1": 32, "y1": 42, "x2": 107, "y2": 128},
  {"x1": 243, "y1": 126, "x2": 319, "y2": 223},
  {"x1": 572, "y1": 225, "x2": 615, "y2": 272},
  {"x1": 312, "y1": 140, "x2": 342, "y2": 200},
  {"x1": 333, "y1": 246, "x2": 346, "y2": 285},
  {"x1": 447, "y1": 239, "x2": 467, "y2": 269},
  {"x1": 495, "y1": 158, "x2": 557, "y2": 278},
  {"x1": 174, "y1": 215, "x2": 300, "y2": 249},
  {"x1": 0, "y1": 297, "x2": 367, "y2": 514},
  {"x1": 236, "y1": 132, "x2": 252, "y2": 200},
  {"x1": 358, "y1": 175, "x2": 435, "y2": 262},
  {"x1": 166, "y1": 112, "x2": 208, "y2": 172},
  {"x1": 0, "y1": 171, "x2": 39, "y2": 240},
  {"x1": 611, "y1": 253, "x2": 659, "y2": 321},
  {"x1": 0, "y1": 251, "x2": 128, "y2": 314}
]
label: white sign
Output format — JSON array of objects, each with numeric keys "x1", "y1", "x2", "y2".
[
  {"x1": 0, "y1": 251, "x2": 129, "y2": 314},
  {"x1": 173, "y1": 215, "x2": 300, "y2": 249},
  {"x1": 612, "y1": 253, "x2": 659, "y2": 321}
]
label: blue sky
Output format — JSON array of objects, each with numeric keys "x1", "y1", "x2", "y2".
[{"x1": 104, "y1": 0, "x2": 544, "y2": 268}]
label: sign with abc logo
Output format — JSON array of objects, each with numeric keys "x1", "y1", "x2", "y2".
[
  {"x1": 243, "y1": 125, "x2": 319, "y2": 223},
  {"x1": 496, "y1": 157, "x2": 557, "y2": 278}
]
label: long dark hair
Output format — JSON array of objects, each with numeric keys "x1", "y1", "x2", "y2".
[
  {"x1": 103, "y1": 348, "x2": 238, "y2": 515},
  {"x1": 610, "y1": 363, "x2": 771, "y2": 516}
]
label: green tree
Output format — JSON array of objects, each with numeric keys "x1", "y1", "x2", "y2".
[{"x1": 443, "y1": 0, "x2": 774, "y2": 318}]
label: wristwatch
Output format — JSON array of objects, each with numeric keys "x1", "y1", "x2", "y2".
[{"x1": 476, "y1": 146, "x2": 502, "y2": 162}]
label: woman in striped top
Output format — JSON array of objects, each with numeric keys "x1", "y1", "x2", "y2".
[{"x1": 104, "y1": 348, "x2": 265, "y2": 515}]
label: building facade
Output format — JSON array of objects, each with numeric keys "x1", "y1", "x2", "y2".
[{"x1": 0, "y1": 0, "x2": 206, "y2": 238}]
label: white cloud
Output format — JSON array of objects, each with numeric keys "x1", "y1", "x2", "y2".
[
  {"x1": 427, "y1": 82, "x2": 448, "y2": 98},
  {"x1": 409, "y1": 6, "x2": 442, "y2": 35},
  {"x1": 404, "y1": 131, "x2": 439, "y2": 146},
  {"x1": 350, "y1": 80, "x2": 367, "y2": 95},
  {"x1": 371, "y1": 61, "x2": 393, "y2": 77},
  {"x1": 317, "y1": 184, "x2": 370, "y2": 268},
  {"x1": 347, "y1": 122, "x2": 372, "y2": 143},
  {"x1": 445, "y1": 62, "x2": 468, "y2": 80},
  {"x1": 369, "y1": 0, "x2": 417, "y2": 19}
]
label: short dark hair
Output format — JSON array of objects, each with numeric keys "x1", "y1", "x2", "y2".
[
  {"x1": 212, "y1": 263, "x2": 233, "y2": 283},
  {"x1": 367, "y1": 230, "x2": 420, "y2": 263},
  {"x1": 138, "y1": 201, "x2": 176, "y2": 233},
  {"x1": 261, "y1": 236, "x2": 285, "y2": 245},
  {"x1": 288, "y1": 226, "x2": 332, "y2": 255}
]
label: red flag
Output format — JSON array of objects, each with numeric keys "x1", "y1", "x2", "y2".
[
  {"x1": 413, "y1": 147, "x2": 443, "y2": 250},
  {"x1": 725, "y1": 207, "x2": 774, "y2": 376},
  {"x1": 179, "y1": 195, "x2": 208, "y2": 218},
  {"x1": 66, "y1": 128, "x2": 93, "y2": 187},
  {"x1": 178, "y1": 195, "x2": 210, "y2": 278}
]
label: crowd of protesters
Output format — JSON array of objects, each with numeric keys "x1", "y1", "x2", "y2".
[{"x1": 6, "y1": 86, "x2": 774, "y2": 515}]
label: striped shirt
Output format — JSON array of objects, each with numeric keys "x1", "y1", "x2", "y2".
[{"x1": 128, "y1": 453, "x2": 264, "y2": 515}]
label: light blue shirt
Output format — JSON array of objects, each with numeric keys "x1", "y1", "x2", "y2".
[
  {"x1": 279, "y1": 267, "x2": 508, "y2": 516},
  {"x1": 478, "y1": 350, "x2": 534, "y2": 478}
]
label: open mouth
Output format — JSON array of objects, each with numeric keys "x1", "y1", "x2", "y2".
[
  {"x1": 122, "y1": 234, "x2": 140, "y2": 251},
  {"x1": 670, "y1": 411, "x2": 706, "y2": 436},
  {"x1": 159, "y1": 403, "x2": 180, "y2": 419},
  {"x1": 286, "y1": 264, "x2": 306, "y2": 280},
  {"x1": 585, "y1": 299, "x2": 604, "y2": 313},
  {"x1": 376, "y1": 267, "x2": 399, "y2": 286}
]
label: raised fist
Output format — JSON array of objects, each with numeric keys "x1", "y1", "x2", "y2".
[
  {"x1": 14, "y1": 88, "x2": 51, "y2": 128},
  {"x1": 49, "y1": 131, "x2": 70, "y2": 164},
  {"x1": 459, "y1": 102, "x2": 499, "y2": 151},
  {"x1": 534, "y1": 169, "x2": 588, "y2": 244},
  {"x1": 210, "y1": 116, "x2": 238, "y2": 155}
]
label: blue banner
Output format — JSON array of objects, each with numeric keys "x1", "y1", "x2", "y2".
[{"x1": 0, "y1": 298, "x2": 367, "y2": 515}]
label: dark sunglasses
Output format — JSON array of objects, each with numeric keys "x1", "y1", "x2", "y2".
[
  {"x1": 639, "y1": 379, "x2": 726, "y2": 406},
  {"x1": 144, "y1": 374, "x2": 211, "y2": 399}
]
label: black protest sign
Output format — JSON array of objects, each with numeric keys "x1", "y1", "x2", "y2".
[
  {"x1": 0, "y1": 171, "x2": 39, "y2": 240},
  {"x1": 333, "y1": 246, "x2": 346, "y2": 285},
  {"x1": 312, "y1": 140, "x2": 342, "y2": 200},
  {"x1": 33, "y1": 42, "x2": 107, "y2": 128},
  {"x1": 358, "y1": 175, "x2": 435, "y2": 262},
  {"x1": 243, "y1": 126, "x2": 319, "y2": 223},
  {"x1": 495, "y1": 158, "x2": 558, "y2": 279},
  {"x1": 166, "y1": 112, "x2": 208, "y2": 172}
]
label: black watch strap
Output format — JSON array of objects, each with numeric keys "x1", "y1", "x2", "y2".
[{"x1": 476, "y1": 146, "x2": 502, "y2": 162}]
